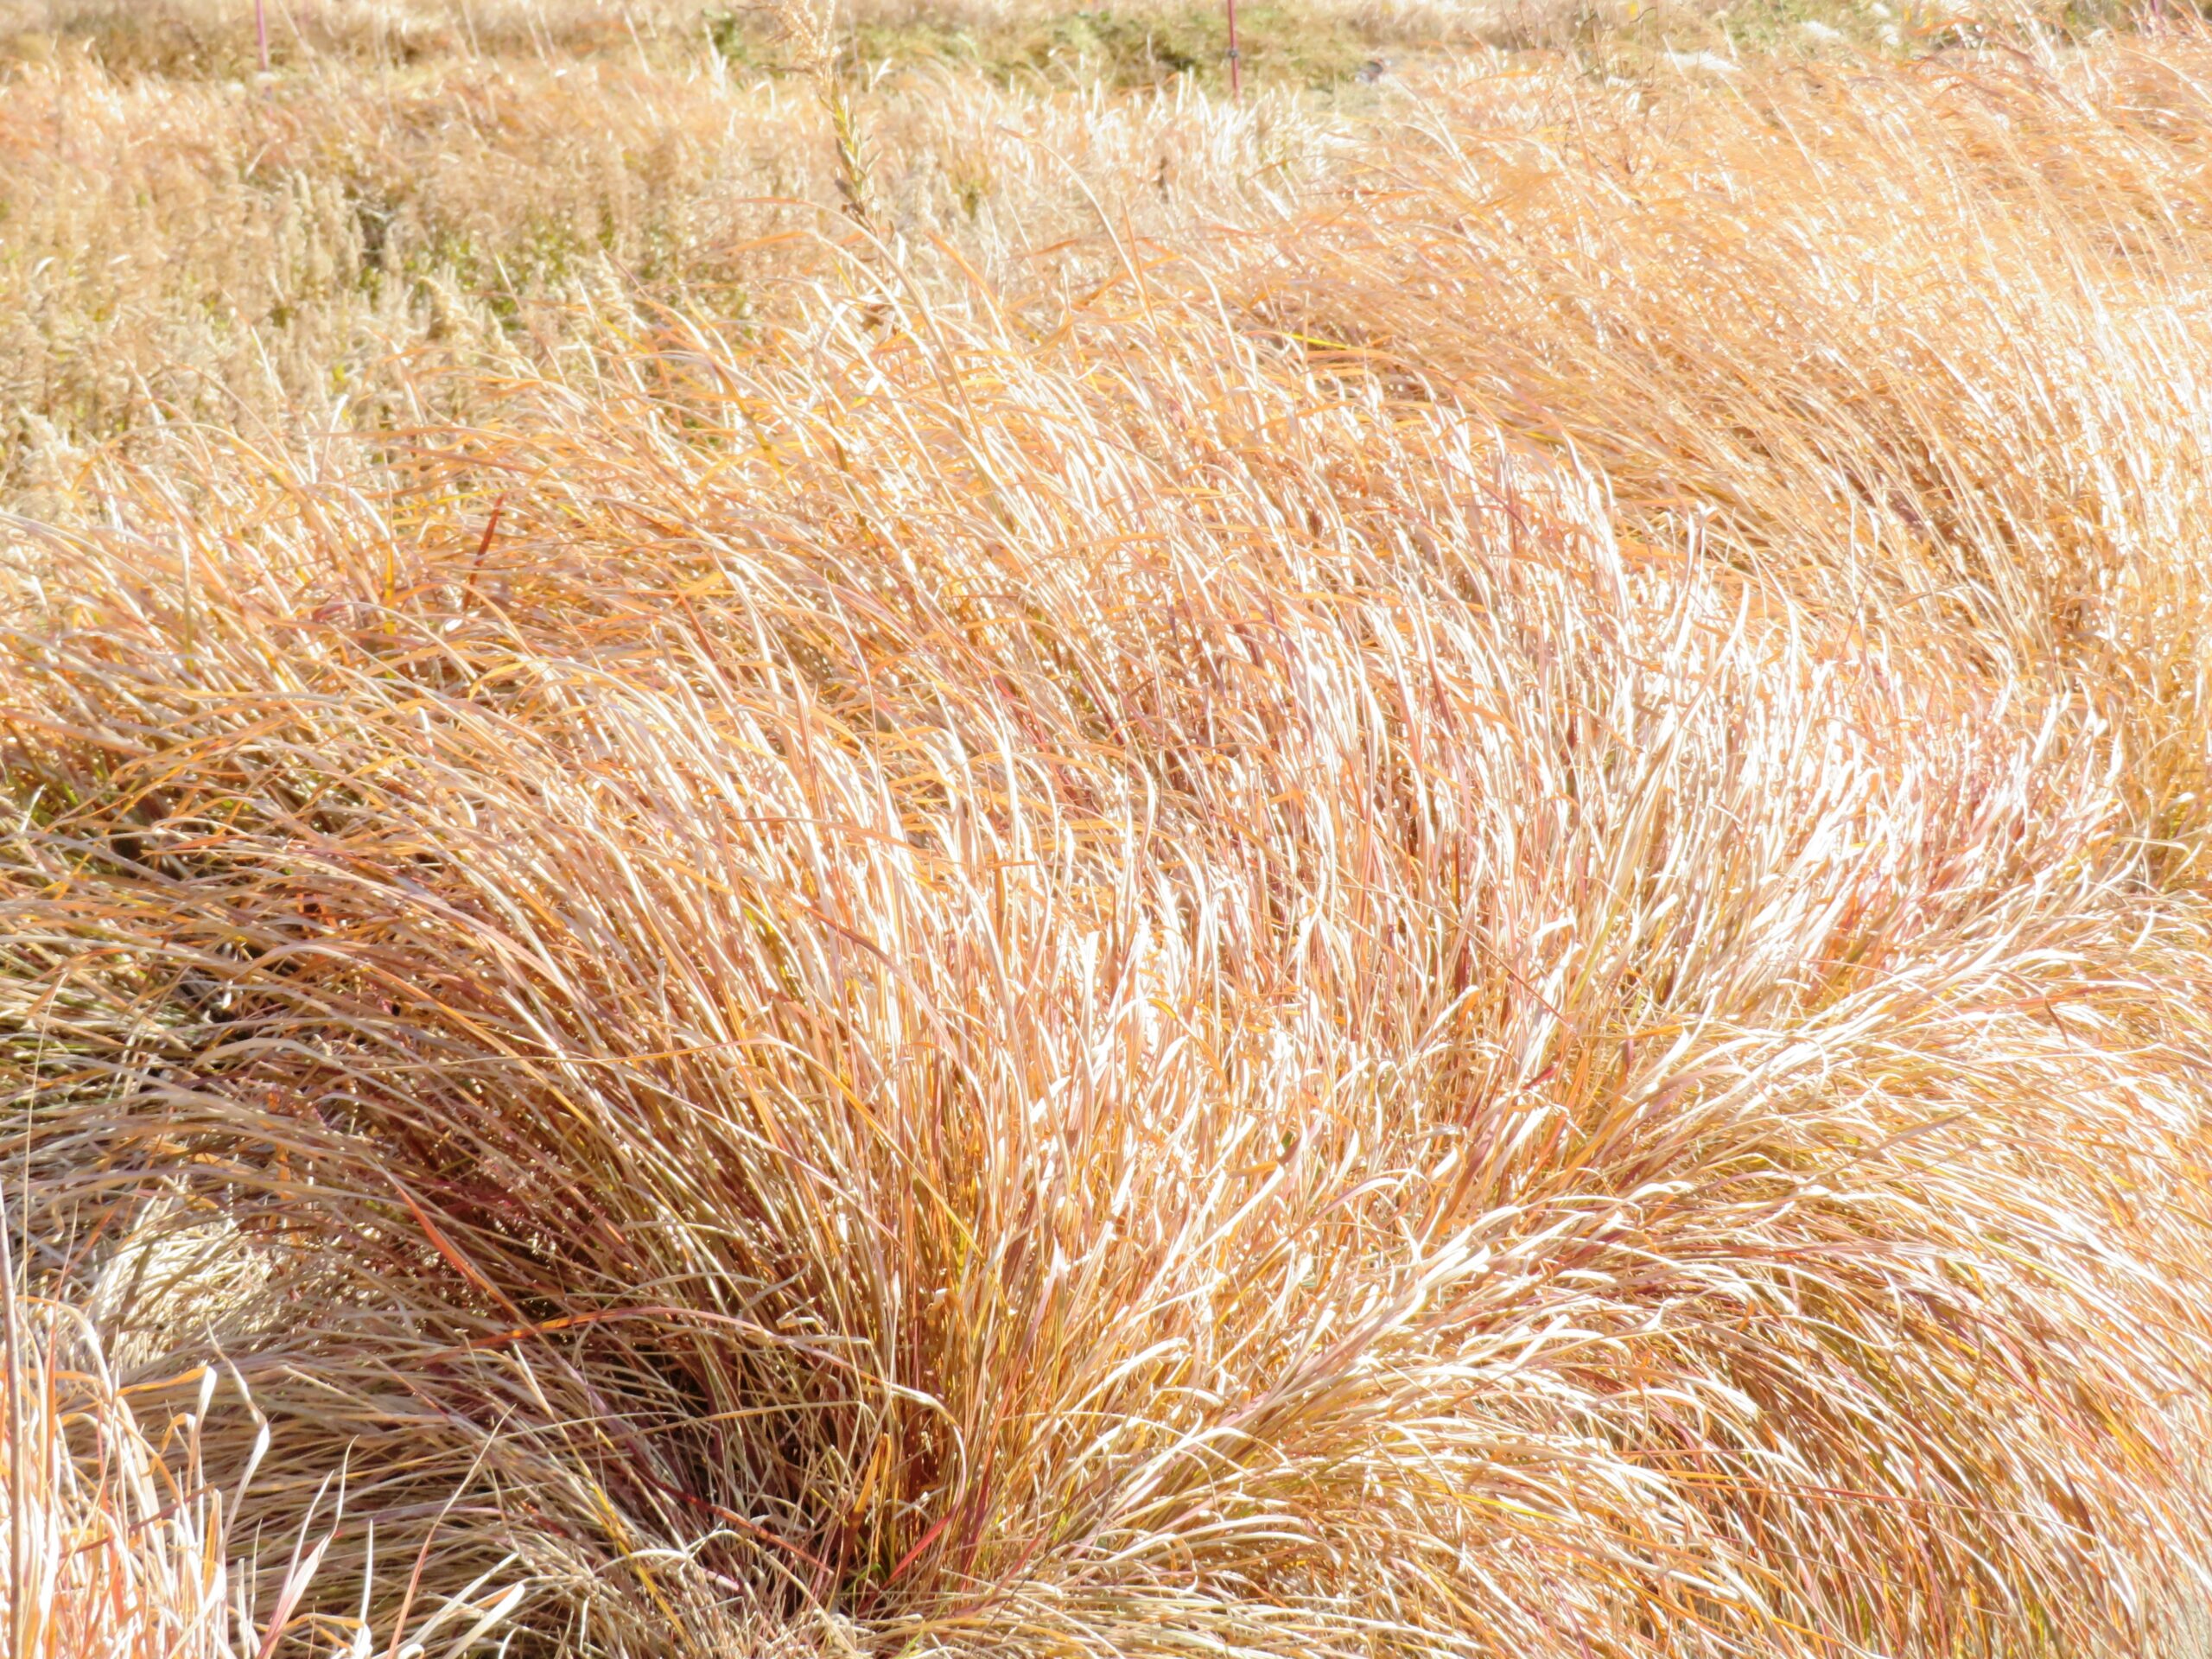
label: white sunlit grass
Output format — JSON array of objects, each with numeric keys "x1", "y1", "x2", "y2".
[{"x1": 6, "y1": 19, "x2": 2212, "y2": 1659}]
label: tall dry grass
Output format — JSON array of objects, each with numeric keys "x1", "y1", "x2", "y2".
[
  {"x1": 0, "y1": 1291, "x2": 525, "y2": 1658},
  {"x1": 3, "y1": 0, "x2": 725, "y2": 72},
  {"x1": 0, "y1": 44, "x2": 1342, "y2": 499},
  {"x1": 1256, "y1": 35, "x2": 2212, "y2": 868},
  {"x1": 0, "y1": 0, "x2": 1494, "y2": 79},
  {"x1": 6, "y1": 16, "x2": 2212, "y2": 1659}
]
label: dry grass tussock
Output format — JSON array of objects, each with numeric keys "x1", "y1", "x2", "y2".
[{"x1": 7, "y1": 16, "x2": 2212, "y2": 1659}]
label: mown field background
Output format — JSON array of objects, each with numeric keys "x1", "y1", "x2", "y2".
[{"x1": 6, "y1": 2, "x2": 2212, "y2": 1656}]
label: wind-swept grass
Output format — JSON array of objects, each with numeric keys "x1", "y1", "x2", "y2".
[{"x1": 5, "y1": 16, "x2": 2212, "y2": 1659}]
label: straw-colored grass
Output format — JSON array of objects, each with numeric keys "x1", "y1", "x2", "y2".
[
  {"x1": 0, "y1": 41, "x2": 1347, "y2": 500},
  {"x1": 0, "y1": 1294, "x2": 526, "y2": 1659},
  {"x1": 6, "y1": 9, "x2": 2212, "y2": 1659},
  {"x1": 2, "y1": 0, "x2": 1490, "y2": 80}
]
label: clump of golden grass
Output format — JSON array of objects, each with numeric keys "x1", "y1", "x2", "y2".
[
  {"x1": 6, "y1": 17, "x2": 2212, "y2": 1659},
  {"x1": 0, "y1": 1296, "x2": 245, "y2": 1659},
  {"x1": 1260, "y1": 34, "x2": 2212, "y2": 866},
  {"x1": 0, "y1": 1288, "x2": 524, "y2": 1657}
]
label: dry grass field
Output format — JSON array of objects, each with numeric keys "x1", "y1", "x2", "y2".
[{"x1": 7, "y1": 1, "x2": 2212, "y2": 1656}]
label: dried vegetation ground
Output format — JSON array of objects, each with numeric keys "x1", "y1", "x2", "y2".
[{"x1": 5, "y1": 2, "x2": 2212, "y2": 1656}]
